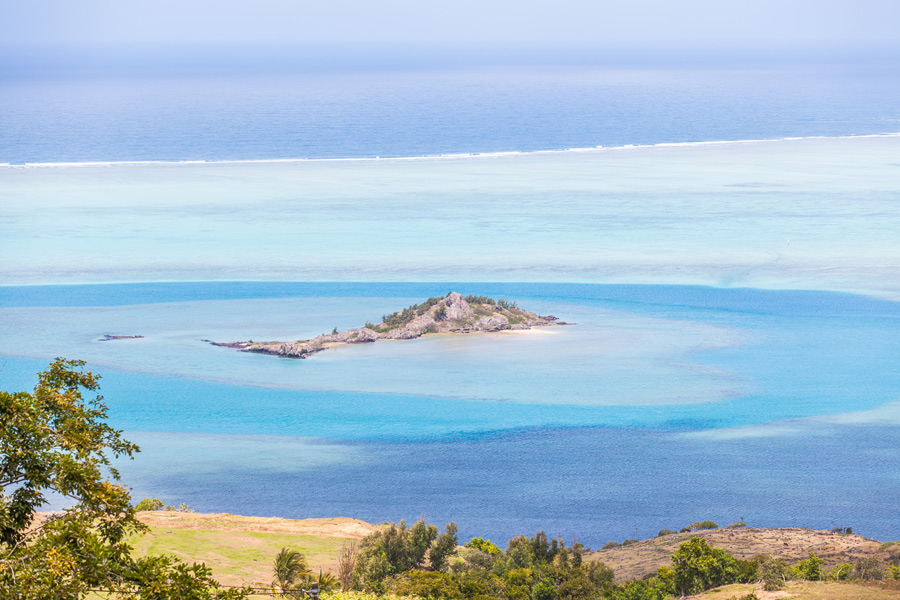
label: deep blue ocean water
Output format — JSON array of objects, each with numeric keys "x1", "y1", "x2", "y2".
[
  {"x1": 2, "y1": 57, "x2": 900, "y2": 545},
  {"x1": 2, "y1": 63, "x2": 900, "y2": 163}
]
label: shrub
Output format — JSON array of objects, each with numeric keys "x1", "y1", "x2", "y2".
[
  {"x1": 727, "y1": 521, "x2": 747, "y2": 529},
  {"x1": 434, "y1": 305, "x2": 447, "y2": 321},
  {"x1": 757, "y1": 555, "x2": 789, "y2": 591},
  {"x1": 388, "y1": 570, "x2": 462, "y2": 599},
  {"x1": 827, "y1": 563, "x2": 852, "y2": 581},
  {"x1": 832, "y1": 526, "x2": 854, "y2": 535},
  {"x1": 134, "y1": 497, "x2": 164, "y2": 511},
  {"x1": 853, "y1": 556, "x2": 888, "y2": 580},
  {"x1": 671, "y1": 537, "x2": 738, "y2": 596},
  {"x1": 621, "y1": 539, "x2": 639, "y2": 546},
  {"x1": 602, "y1": 541, "x2": 620, "y2": 550},
  {"x1": 382, "y1": 306, "x2": 418, "y2": 328},
  {"x1": 465, "y1": 537, "x2": 502, "y2": 555},
  {"x1": 793, "y1": 552, "x2": 823, "y2": 581},
  {"x1": 735, "y1": 556, "x2": 762, "y2": 583},
  {"x1": 656, "y1": 529, "x2": 675, "y2": 537}
]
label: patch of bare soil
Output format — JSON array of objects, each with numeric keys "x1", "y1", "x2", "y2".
[
  {"x1": 585, "y1": 527, "x2": 888, "y2": 582},
  {"x1": 135, "y1": 511, "x2": 378, "y2": 538}
]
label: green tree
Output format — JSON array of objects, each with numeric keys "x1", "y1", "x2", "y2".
[
  {"x1": 353, "y1": 518, "x2": 457, "y2": 590},
  {"x1": 0, "y1": 359, "x2": 245, "y2": 599},
  {"x1": 134, "y1": 498, "x2": 164, "y2": 511},
  {"x1": 409, "y1": 519, "x2": 439, "y2": 567},
  {"x1": 757, "y1": 555, "x2": 789, "y2": 591},
  {"x1": 389, "y1": 570, "x2": 462, "y2": 599},
  {"x1": 853, "y1": 556, "x2": 888, "y2": 581},
  {"x1": 671, "y1": 536, "x2": 738, "y2": 596},
  {"x1": 827, "y1": 562, "x2": 852, "y2": 581},
  {"x1": 429, "y1": 522, "x2": 459, "y2": 571},
  {"x1": 465, "y1": 537, "x2": 503, "y2": 556},
  {"x1": 309, "y1": 569, "x2": 340, "y2": 593},
  {"x1": 793, "y1": 552, "x2": 823, "y2": 581},
  {"x1": 271, "y1": 547, "x2": 310, "y2": 596}
]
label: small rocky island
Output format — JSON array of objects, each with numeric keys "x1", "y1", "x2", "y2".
[{"x1": 211, "y1": 292, "x2": 567, "y2": 359}]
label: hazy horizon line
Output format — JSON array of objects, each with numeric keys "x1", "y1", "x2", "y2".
[{"x1": 4, "y1": 40, "x2": 899, "y2": 78}]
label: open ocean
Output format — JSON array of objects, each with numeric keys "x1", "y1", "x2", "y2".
[{"x1": 2, "y1": 57, "x2": 900, "y2": 545}]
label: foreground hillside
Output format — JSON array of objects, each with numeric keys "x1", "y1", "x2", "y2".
[
  {"x1": 127, "y1": 512, "x2": 899, "y2": 596},
  {"x1": 586, "y1": 527, "x2": 891, "y2": 582}
]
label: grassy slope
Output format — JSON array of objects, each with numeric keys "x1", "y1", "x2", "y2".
[{"x1": 130, "y1": 512, "x2": 377, "y2": 587}]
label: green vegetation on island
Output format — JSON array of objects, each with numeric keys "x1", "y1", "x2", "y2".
[{"x1": 211, "y1": 292, "x2": 566, "y2": 359}]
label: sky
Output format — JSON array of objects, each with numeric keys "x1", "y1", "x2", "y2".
[{"x1": 3, "y1": 0, "x2": 899, "y2": 46}]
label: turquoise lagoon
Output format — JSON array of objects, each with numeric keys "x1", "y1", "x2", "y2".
[{"x1": 2, "y1": 135, "x2": 900, "y2": 544}]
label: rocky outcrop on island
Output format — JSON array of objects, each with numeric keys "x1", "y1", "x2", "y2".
[{"x1": 211, "y1": 292, "x2": 568, "y2": 359}]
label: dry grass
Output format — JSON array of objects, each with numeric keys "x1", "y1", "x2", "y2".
[
  {"x1": 585, "y1": 528, "x2": 888, "y2": 582},
  {"x1": 129, "y1": 511, "x2": 377, "y2": 587},
  {"x1": 696, "y1": 580, "x2": 900, "y2": 600}
]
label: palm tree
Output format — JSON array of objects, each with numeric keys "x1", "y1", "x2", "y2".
[
  {"x1": 310, "y1": 570, "x2": 340, "y2": 593},
  {"x1": 272, "y1": 547, "x2": 310, "y2": 596}
]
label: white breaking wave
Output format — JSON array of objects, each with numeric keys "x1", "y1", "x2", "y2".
[{"x1": 2, "y1": 132, "x2": 899, "y2": 169}]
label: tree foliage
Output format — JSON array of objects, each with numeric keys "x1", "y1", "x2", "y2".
[
  {"x1": 271, "y1": 547, "x2": 310, "y2": 595},
  {"x1": 0, "y1": 359, "x2": 245, "y2": 600},
  {"x1": 352, "y1": 519, "x2": 457, "y2": 591},
  {"x1": 671, "y1": 536, "x2": 738, "y2": 596},
  {"x1": 793, "y1": 552, "x2": 823, "y2": 581}
]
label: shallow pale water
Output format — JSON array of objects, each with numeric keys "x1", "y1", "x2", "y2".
[{"x1": 3, "y1": 135, "x2": 900, "y2": 299}]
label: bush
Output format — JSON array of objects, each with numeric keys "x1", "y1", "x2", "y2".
[
  {"x1": 601, "y1": 541, "x2": 620, "y2": 550},
  {"x1": 793, "y1": 552, "x2": 823, "y2": 581},
  {"x1": 621, "y1": 539, "x2": 639, "y2": 546},
  {"x1": 727, "y1": 521, "x2": 747, "y2": 529},
  {"x1": 827, "y1": 563, "x2": 852, "y2": 581},
  {"x1": 832, "y1": 526, "x2": 854, "y2": 535},
  {"x1": 656, "y1": 529, "x2": 675, "y2": 537},
  {"x1": 134, "y1": 497, "x2": 164, "y2": 511},
  {"x1": 735, "y1": 556, "x2": 762, "y2": 583},
  {"x1": 389, "y1": 570, "x2": 462, "y2": 599},
  {"x1": 465, "y1": 537, "x2": 502, "y2": 555},
  {"x1": 757, "y1": 555, "x2": 789, "y2": 591},
  {"x1": 464, "y1": 295, "x2": 495, "y2": 305},
  {"x1": 671, "y1": 537, "x2": 738, "y2": 596},
  {"x1": 853, "y1": 556, "x2": 888, "y2": 580}
]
